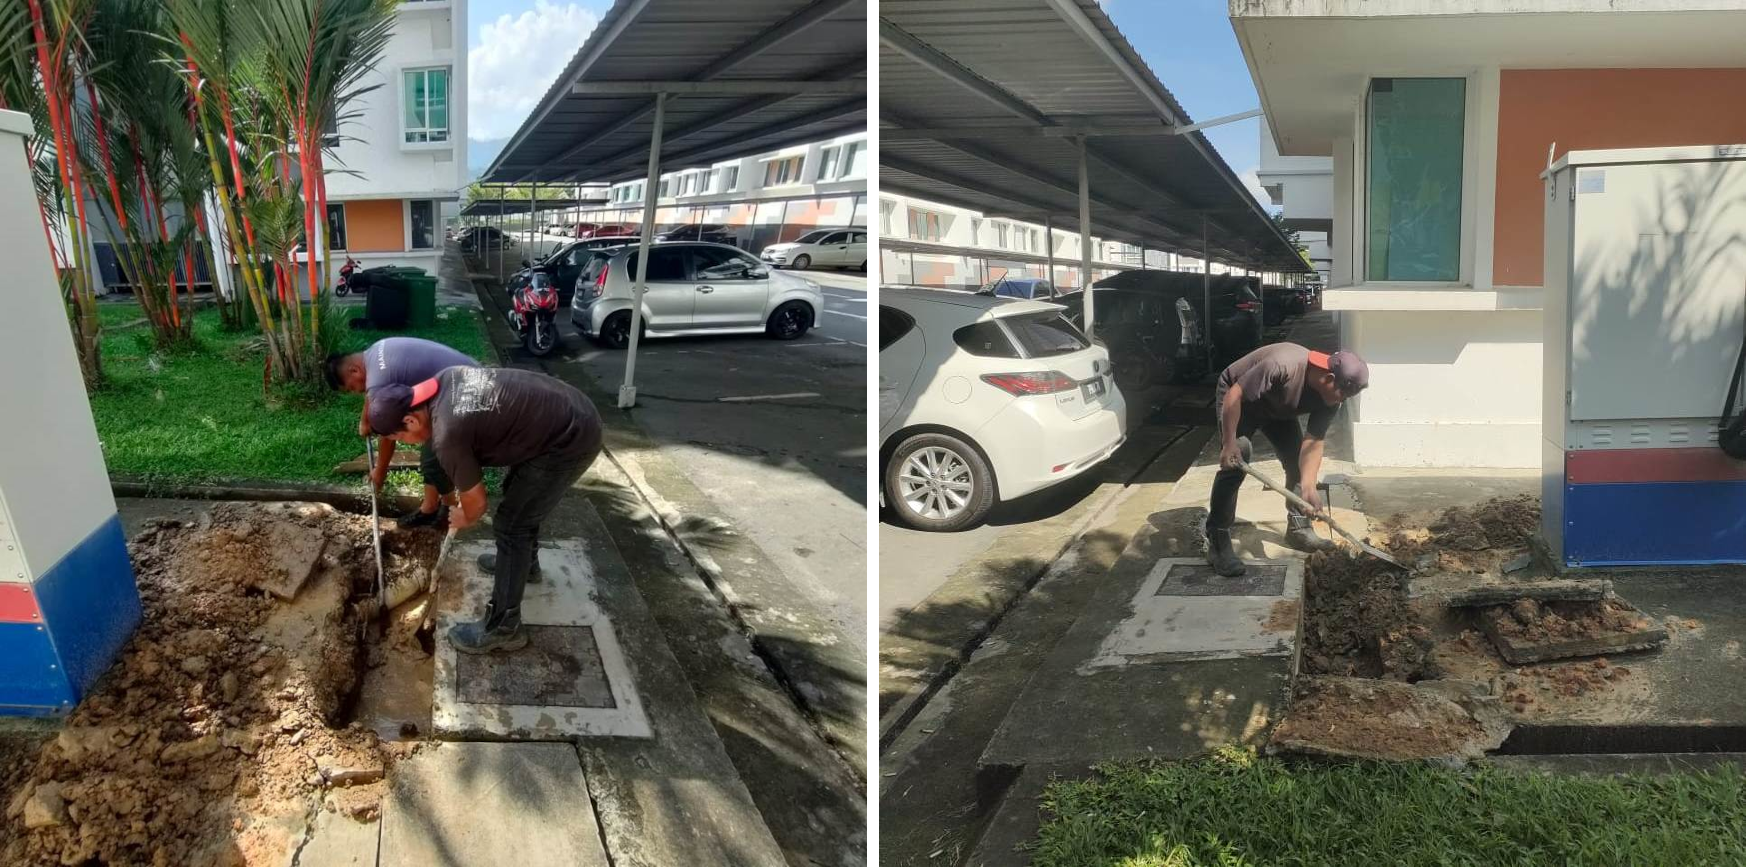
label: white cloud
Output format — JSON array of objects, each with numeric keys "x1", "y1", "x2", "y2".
[{"x1": 469, "y1": 1, "x2": 601, "y2": 141}]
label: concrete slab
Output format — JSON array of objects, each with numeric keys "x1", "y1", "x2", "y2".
[
  {"x1": 256, "y1": 521, "x2": 329, "y2": 600},
  {"x1": 433, "y1": 541, "x2": 652, "y2": 739},
  {"x1": 294, "y1": 810, "x2": 379, "y2": 867},
  {"x1": 1082, "y1": 558, "x2": 1302, "y2": 668},
  {"x1": 378, "y1": 742, "x2": 609, "y2": 867}
]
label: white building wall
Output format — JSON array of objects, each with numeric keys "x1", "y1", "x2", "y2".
[{"x1": 326, "y1": 3, "x2": 466, "y2": 202}]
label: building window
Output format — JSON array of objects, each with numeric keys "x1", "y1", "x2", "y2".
[
  {"x1": 762, "y1": 155, "x2": 803, "y2": 187},
  {"x1": 908, "y1": 208, "x2": 943, "y2": 242},
  {"x1": 994, "y1": 222, "x2": 1009, "y2": 249},
  {"x1": 325, "y1": 203, "x2": 347, "y2": 251},
  {"x1": 723, "y1": 166, "x2": 739, "y2": 191},
  {"x1": 840, "y1": 141, "x2": 866, "y2": 179},
  {"x1": 403, "y1": 67, "x2": 450, "y2": 144},
  {"x1": 1366, "y1": 77, "x2": 1464, "y2": 281},
  {"x1": 410, "y1": 200, "x2": 434, "y2": 250},
  {"x1": 880, "y1": 200, "x2": 895, "y2": 236},
  {"x1": 818, "y1": 146, "x2": 842, "y2": 180},
  {"x1": 659, "y1": 178, "x2": 671, "y2": 198}
]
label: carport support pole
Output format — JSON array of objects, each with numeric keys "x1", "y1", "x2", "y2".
[
  {"x1": 1044, "y1": 214, "x2": 1056, "y2": 291},
  {"x1": 529, "y1": 183, "x2": 539, "y2": 255},
  {"x1": 1202, "y1": 214, "x2": 1212, "y2": 369},
  {"x1": 1077, "y1": 137, "x2": 1093, "y2": 339},
  {"x1": 619, "y1": 91, "x2": 667, "y2": 409}
]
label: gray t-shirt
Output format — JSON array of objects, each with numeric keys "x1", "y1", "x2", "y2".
[
  {"x1": 429, "y1": 367, "x2": 604, "y2": 491},
  {"x1": 1214, "y1": 342, "x2": 1337, "y2": 439},
  {"x1": 363, "y1": 337, "x2": 477, "y2": 391}
]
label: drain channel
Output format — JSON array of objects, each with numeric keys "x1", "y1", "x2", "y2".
[{"x1": 1496, "y1": 724, "x2": 1746, "y2": 755}]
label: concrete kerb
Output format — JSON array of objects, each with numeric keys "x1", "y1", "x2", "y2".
[
  {"x1": 471, "y1": 278, "x2": 867, "y2": 779},
  {"x1": 110, "y1": 475, "x2": 421, "y2": 516}
]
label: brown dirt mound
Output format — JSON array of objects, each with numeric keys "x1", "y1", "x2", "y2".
[
  {"x1": 1300, "y1": 496, "x2": 1542, "y2": 682},
  {"x1": 1271, "y1": 677, "x2": 1512, "y2": 761},
  {"x1": 1491, "y1": 597, "x2": 1651, "y2": 643},
  {"x1": 0, "y1": 503, "x2": 430, "y2": 867}
]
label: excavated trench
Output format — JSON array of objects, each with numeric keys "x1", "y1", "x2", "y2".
[
  {"x1": 0, "y1": 501, "x2": 441, "y2": 867},
  {"x1": 1278, "y1": 495, "x2": 1697, "y2": 761}
]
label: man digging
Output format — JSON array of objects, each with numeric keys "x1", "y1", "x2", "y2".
[
  {"x1": 1208, "y1": 344, "x2": 1369, "y2": 577},
  {"x1": 366, "y1": 366, "x2": 604, "y2": 653},
  {"x1": 326, "y1": 337, "x2": 478, "y2": 528}
]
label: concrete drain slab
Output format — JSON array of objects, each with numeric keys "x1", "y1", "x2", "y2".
[
  {"x1": 434, "y1": 541, "x2": 652, "y2": 739},
  {"x1": 1083, "y1": 557, "x2": 1303, "y2": 669},
  {"x1": 455, "y1": 625, "x2": 616, "y2": 708}
]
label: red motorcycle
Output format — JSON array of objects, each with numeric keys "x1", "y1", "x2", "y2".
[
  {"x1": 509, "y1": 269, "x2": 560, "y2": 356},
  {"x1": 335, "y1": 256, "x2": 361, "y2": 296}
]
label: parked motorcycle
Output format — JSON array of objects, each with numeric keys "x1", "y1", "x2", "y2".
[
  {"x1": 335, "y1": 256, "x2": 361, "y2": 296},
  {"x1": 508, "y1": 268, "x2": 560, "y2": 356}
]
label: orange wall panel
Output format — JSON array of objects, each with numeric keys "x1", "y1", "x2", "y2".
[
  {"x1": 343, "y1": 199, "x2": 404, "y2": 253},
  {"x1": 1494, "y1": 68, "x2": 1746, "y2": 287}
]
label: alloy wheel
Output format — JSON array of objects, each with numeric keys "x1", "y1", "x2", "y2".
[{"x1": 898, "y1": 447, "x2": 974, "y2": 520}]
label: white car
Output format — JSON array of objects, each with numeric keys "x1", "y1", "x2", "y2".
[
  {"x1": 879, "y1": 287, "x2": 1127, "y2": 531},
  {"x1": 571, "y1": 242, "x2": 823, "y2": 349},
  {"x1": 761, "y1": 228, "x2": 867, "y2": 271},
  {"x1": 511, "y1": 229, "x2": 572, "y2": 260}
]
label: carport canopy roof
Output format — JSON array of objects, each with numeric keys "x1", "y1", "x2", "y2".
[
  {"x1": 460, "y1": 198, "x2": 587, "y2": 217},
  {"x1": 879, "y1": 0, "x2": 1308, "y2": 272},
  {"x1": 481, "y1": 0, "x2": 867, "y2": 186}
]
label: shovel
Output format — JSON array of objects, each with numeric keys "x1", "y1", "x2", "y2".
[
  {"x1": 1237, "y1": 457, "x2": 1405, "y2": 569},
  {"x1": 420, "y1": 527, "x2": 458, "y2": 634},
  {"x1": 364, "y1": 436, "x2": 386, "y2": 606}
]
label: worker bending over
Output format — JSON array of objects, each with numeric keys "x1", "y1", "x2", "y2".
[
  {"x1": 367, "y1": 366, "x2": 603, "y2": 654},
  {"x1": 1208, "y1": 344, "x2": 1368, "y2": 577},
  {"x1": 325, "y1": 338, "x2": 478, "y2": 528}
]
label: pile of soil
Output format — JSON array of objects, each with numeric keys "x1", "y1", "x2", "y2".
[
  {"x1": 1382, "y1": 495, "x2": 1540, "y2": 575},
  {"x1": 1300, "y1": 548, "x2": 1433, "y2": 681},
  {"x1": 1489, "y1": 598, "x2": 1653, "y2": 643},
  {"x1": 0, "y1": 503, "x2": 433, "y2": 866}
]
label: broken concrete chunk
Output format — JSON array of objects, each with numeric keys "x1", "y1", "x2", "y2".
[
  {"x1": 315, "y1": 754, "x2": 385, "y2": 787},
  {"x1": 23, "y1": 783, "x2": 67, "y2": 829},
  {"x1": 219, "y1": 672, "x2": 240, "y2": 703},
  {"x1": 180, "y1": 656, "x2": 210, "y2": 677},
  {"x1": 1501, "y1": 553, "x2": 1533, "y2": 574},
  {"x1": 249, "y1": 522, "x2": 330, "y2": 600},
  {"x1": 160, "y1": 734, "x2": 222, "y2": 764},
  {"x1": 1407, "y1": 575, "x2": 1610, "y2": 608}
]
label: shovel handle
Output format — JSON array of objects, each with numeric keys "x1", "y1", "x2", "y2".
[{"x1": 1236, "y1": 460, "x2": 1368, "y2": 551}]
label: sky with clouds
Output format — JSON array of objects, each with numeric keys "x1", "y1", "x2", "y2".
[{"x1": 467, "y1": 0, "x2": 1271, "y2": 207}]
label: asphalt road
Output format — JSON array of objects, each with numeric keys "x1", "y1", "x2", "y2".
[
  {"x1": 548, "y1": 267, "x2": 869, "y2": 639},
  {"x1": 878, "y1": 381, "x2": 1207, "y2": 631}
]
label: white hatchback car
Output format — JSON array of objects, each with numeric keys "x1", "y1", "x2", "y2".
[
  {"x1": 571, "y1": 242, "x2": 823, "y2": 348},
  {"x1": 879, "y1": 287, "x2": 1127, "y2": 531},
  {"x1": 761, "y1": 228, "x2": 868, "y2": 271}
]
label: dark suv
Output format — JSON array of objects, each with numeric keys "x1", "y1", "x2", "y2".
[{"x1": 654, "y1": 223, "x2": 736, "y2": 245}]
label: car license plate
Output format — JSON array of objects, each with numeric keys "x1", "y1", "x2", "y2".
[{"x1": 1082, "y1": 377, "x2": 1106, "y2": 401}]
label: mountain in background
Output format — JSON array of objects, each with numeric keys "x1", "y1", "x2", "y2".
[{"x1": 467, "y1": 137, "x2": 507, "y2": 181}]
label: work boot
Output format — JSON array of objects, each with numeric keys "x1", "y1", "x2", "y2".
[
  {"x1": 1206, "y1": 528, "x2": 1245, "y2": 577},
  {"x1": 476, "y1": 551, "x2": 543, "y2": 584},
  {"x1": 1285, "y1": 514, "x2": 1337, "y2": 553},
  {"x1": 449, "y1": 604, "x2": 528, "y2": 655},
  {"x1": 398, "y1": 504, "x2": 448, "y2": 530}
]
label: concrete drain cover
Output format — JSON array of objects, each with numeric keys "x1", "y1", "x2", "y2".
[
  {"x1": 1156, "y1": 563, "x2": 1287, "y2": 597},
  {"x1": 456, "y1": 625, "x2": 616, "y2": 708}
]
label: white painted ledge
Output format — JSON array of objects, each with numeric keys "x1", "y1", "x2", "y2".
[
  {"x1": 0, "y1": 109, "x2": 31, "y2": 138},
  {"x1": 1323, "y1": 284, "x2": 1543, "y2": 311}
]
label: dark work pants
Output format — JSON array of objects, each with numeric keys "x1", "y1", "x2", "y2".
[
  {"x1": 1207, "y1": 416, "x2": 1306, "y2": 533},
  {"x1": 418, "y1": 443, "x2": 453, "y2": 495},
  {"x1": 486, "y1": 447, "x2": 599, "y2": 624}
]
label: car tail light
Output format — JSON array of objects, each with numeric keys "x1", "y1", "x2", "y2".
[
  {"x1": 590, "y1": 264, "x2": 609, "y2": 299},
  {"x1": 980, "y1": 371, "x2": 1078, "y2": 395},
  {"x1": 1235, "y1": 300, "x2": 1260, "y2": 311}
]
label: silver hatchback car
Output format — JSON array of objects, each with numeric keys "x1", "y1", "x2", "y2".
[{"x1": 570, "y1": 242, "x2": 824, "y2": 349}]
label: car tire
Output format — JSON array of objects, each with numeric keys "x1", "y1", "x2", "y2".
[
  {"x1": 884, "y1": 433, "x2": 996, "y2": 532},
  {"x1": 792, "y1": 254, "x2": 811, "y2": 270},
  {"x1": 596, "y1": 311, "x2": 634, "y2": 350},
  {"x1": 859, "y1": 260, "x2": 867, "y2": 273},
  {"x1": 766, "y1": 301, "x2": 812, "y2": 340}
]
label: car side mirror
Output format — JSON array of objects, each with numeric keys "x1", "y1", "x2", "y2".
[{"x1": 750, "y1": 267, "x2": 770, "y2": 280}]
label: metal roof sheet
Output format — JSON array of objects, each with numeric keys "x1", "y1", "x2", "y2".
[
  {"x1": 483, "y1": 0, "x2": 867, "y2": 185},
  {"x1": 879, "y1": 0, "x2": 1308, "y2": 272}
]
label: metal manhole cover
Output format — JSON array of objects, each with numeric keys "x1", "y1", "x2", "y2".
[
  {"x1": 456, "y1": 625, "x2": 617, "y2": 708},
  {"x1": 1155, "y1": 563, "x2": 1286, "y2": 597}
]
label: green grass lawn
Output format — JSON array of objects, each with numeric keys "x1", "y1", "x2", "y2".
[
  {"x1": 1031, "y1": 748, "x2": 1746, "y2": 866},
  {"x1": 89, "y1": 302, "x2": 491, "y2": 489}
]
